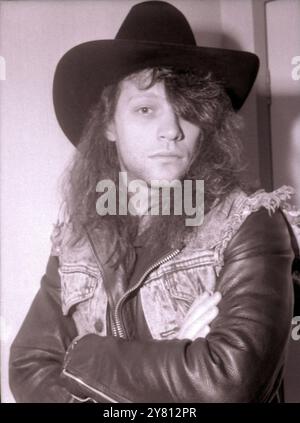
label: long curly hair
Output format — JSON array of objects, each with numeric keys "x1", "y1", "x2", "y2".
[{"x1": 60, "y1": 67, "x2": 251, "y2": 275}]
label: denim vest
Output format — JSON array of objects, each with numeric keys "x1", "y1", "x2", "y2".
[{"x1": 51, "y1": 186, "x2": 298, "y2": 340}]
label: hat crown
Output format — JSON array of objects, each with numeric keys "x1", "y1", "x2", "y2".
[{"x1": 116, "y1": 1, "x2": 196, "y2": 45}]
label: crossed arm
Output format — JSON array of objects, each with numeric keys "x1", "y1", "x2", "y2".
[{"x1": 9, "y1": 209, "x2": 294, "y2": 402}]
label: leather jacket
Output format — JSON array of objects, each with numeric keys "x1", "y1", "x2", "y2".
[{"x1": 9, "y1": 187, "x2": 298, "y2": 402}]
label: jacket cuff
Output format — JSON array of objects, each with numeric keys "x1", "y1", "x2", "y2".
[{"x1": 62, "y1": 334, "x2": 126, "y2": 403}]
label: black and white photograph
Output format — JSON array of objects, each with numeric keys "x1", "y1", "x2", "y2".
[{"x1": 1, "y1": 0, "x2": 300, "y2": 405}]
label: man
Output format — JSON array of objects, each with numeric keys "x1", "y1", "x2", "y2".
[{"x1": 9, "y1": 1, "x2": 296, "y2": 402}]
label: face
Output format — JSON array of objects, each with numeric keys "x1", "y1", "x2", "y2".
[{"x1": 106, "y1": 73, "x2": 201, "y2": 185}]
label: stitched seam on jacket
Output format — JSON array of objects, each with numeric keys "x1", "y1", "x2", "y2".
[{"x1": 142, "y1": 258, "x2": 215, "y2": 286}]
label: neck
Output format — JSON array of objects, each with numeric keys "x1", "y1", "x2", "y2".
[{"x1": 119, "y1": 172, "x2": 161, "y2": 217}]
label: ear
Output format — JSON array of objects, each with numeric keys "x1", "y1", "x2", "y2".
[{"x1": 105, "y1": 122, "x2": 117, "y2": 142}]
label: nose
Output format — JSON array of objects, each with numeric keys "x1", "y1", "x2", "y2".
[{"x1": 157, "y1": 108, "x2": 183, "y2": 143}]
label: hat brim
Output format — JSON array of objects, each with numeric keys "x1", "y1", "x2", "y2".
[{"x1": 53, "y1": 39, "x2": 259, "y2": 146}]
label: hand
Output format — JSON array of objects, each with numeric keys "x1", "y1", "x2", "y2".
[{"x1": 176, "y1": 291, "x2": 221, "y2": 340}]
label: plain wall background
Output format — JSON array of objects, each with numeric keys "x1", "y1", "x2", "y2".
[
  {"x1": 0, "y1": 0, "x2": 299, "y2": 402},
  {"x1": 266, "y1": 0, "x2": 300, "y2": 402},
  {"x1": 267, "y1": 0, "x2": 300, "y2": 205}
]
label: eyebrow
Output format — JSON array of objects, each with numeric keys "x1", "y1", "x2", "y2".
[{"x1": 127, "y1": 93, "x2": 161, "y2": 102}]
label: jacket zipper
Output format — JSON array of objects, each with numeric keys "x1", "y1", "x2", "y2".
[
  {"x1": 113, "y1": 248, "x2": 181, "y2": 338},
  {"x1": 85, "y1": 228, "x2": 182, "y2": 339},
  {"x1": 111, "y1": 317, "x2": 118, "y2": 337}
]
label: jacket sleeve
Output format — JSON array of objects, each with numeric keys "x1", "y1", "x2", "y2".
[
  {"x1": 9, "y1": 255, "x2": 78, "y2": 403},
  {"x1": 61, "y1": 208, "x2": 294, "y2": 403}
]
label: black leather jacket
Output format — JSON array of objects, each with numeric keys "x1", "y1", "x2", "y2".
[{"x1": 9, "y1": 189, "x2": 297, "y2": 403}]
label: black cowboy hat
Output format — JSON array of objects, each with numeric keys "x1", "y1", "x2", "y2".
[{"x1": 53, "y1": 0, "x2": 259, "y2": 147}]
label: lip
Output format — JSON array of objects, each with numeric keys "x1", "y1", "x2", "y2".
[{"x1": 148, "y1": 151, "x2": 183, "y2": 158}]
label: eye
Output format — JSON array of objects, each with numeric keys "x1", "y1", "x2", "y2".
[{"x1": 137, "y1": 106, "x2": 153, "y2": 115}]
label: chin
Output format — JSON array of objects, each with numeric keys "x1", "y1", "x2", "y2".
[{"x1": 147, "y1": 172, "x2": 184, "y2": 186}]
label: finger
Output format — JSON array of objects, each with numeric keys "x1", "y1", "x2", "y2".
[
  {"x1": 176, "y1": 324, "x2": 210, "y2": 341},
  {"x1": 187, "y1": 306, "x2": 219, "y2": 334},
  {"x1": 178, "y1": 306, "x2": 219, "y2": 340},
  {"x1": 195, "y1": 325, "x2": 210, "y2": 339},
  {"x1": 184, "y1": 292, "x2": 221, "y2": 324},
  {"x1": 184, "y1": 292, "x2": 209, "y2": 318},
  {"x1": 185, "y1": 291, "x2": 221, "y2": 320}
]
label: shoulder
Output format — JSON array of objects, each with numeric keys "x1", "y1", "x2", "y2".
[
  {"x1": 225, "y1": 185, "x2": 295, "y2": 250},
  {"x1": 224, "y1": 207, "x2": 292, "y2": 261},
  {"x1": 186, "y1": 185, "x2": 294, "y2": 248},
  {"x1": 208, "y1": 186, "x2": 295, "y2": 274},
  {"x1": 217, "y1": 187, "x2": 298, "y2": 279}
]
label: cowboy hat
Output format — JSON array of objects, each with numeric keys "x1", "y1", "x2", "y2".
[{"x1": 53, "y1": 0, "x2": 259, "y2": 147}]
